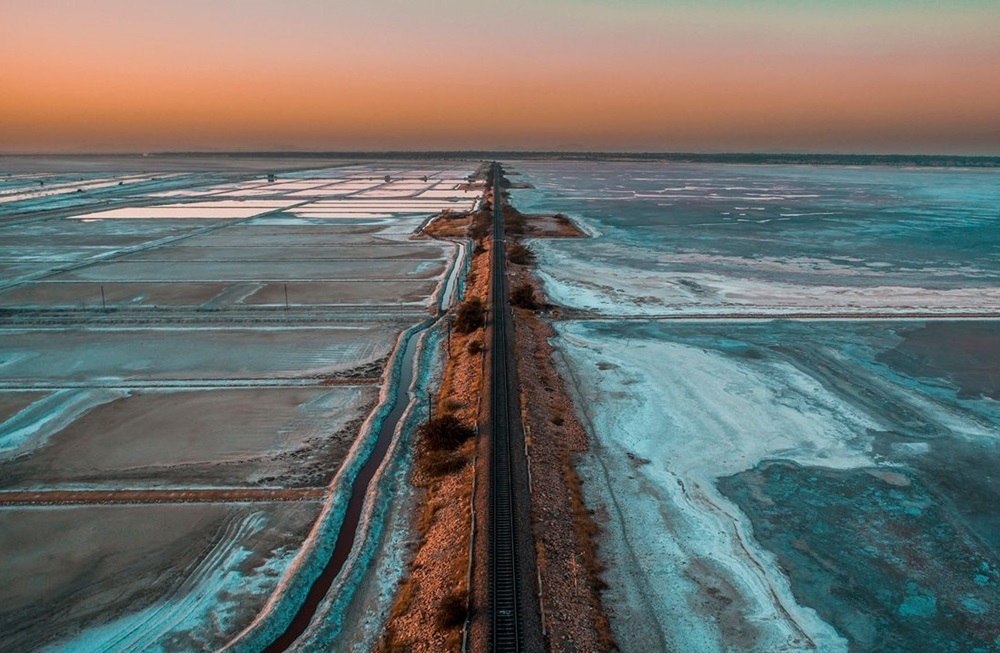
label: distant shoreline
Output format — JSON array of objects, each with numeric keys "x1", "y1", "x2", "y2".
[{"x1": 2, "y1": 151, "x2": 999, "y2": 168}]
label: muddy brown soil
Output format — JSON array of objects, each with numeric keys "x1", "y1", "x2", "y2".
[
  {"x1": 521, "y1": 213, "x2": 588, "y2": 238},
  {"x1": 422, "y1": 211, "x2": 475, "y2": 239}
]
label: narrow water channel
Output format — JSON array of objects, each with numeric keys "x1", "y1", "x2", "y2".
[{"x1": 263, "y1": 326, "x2": 425, "y2": 652}]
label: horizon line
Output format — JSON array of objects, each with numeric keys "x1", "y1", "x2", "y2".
[{"x1": 2, "y1": 150, "x2": 999, "y2": 161}]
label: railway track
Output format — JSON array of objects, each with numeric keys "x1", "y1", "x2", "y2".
[{"x1": 489, "y1": 162, "x2": 523, "y2": 652}]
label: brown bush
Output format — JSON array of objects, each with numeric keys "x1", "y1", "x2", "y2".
[
  {"x1": 503, "y1": 206, "x2": 527, "y2": 234},
  {"x1": 454, "y1": 297, "x2": 485, "y2": 333},
  {"x1": 467, "y1": 339, "x2": 483, "y2": 355},
  {"x1": 421, "y1": 449, "x2": 467, "y2": 477},
  {"x1": 510, "y1": 282, "x2": 537, "y2": 309},
  {"x1": 470, "y1": 210, "x2": 492, "y2": 240},
  {"x1": 419, "y1": 414, "x2": 475, "y2": 452},
  {"x1": 435, "y1": 592, "x2": 468, "y2": 630},
  {"x1": 508, "y1": 242, "x2": 535, "y2": 265}
]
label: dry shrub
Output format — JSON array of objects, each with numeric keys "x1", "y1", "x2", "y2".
[
  {"x1": 435, "y1": 591, "x2": 468, "y2": 630},
  {"x1": 510, "y1": 282, "x2": 537, "y2": 309},
  {"x1": 423, "y1": 451, "x2": 467, "y2": 477},
  {"x1": 467, "y1": 339, "x2": 483, "y2": 355},
  {"x1": 419, "y1": 414, "x2": 475, "y2": 452},
  {"x1": 470, "y1": 210, "x2": 492, "y2": 240},
  {"x1": 503, "y1": 206, "x2": 527, "y2": 234},
  {"x1": 454, "y1": 297, "x2": 485, "y2": 334},
  {"x1": 508, "y1": 242, "x2": 535, "y2": 265}
]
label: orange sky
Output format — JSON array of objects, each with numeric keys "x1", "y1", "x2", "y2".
[{"x1": 2, "y1": 0, "x2": 998, "y2": 154}]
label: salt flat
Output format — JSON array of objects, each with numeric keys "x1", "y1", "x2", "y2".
[
  {"x1": 518, "y1": 160, "x2": 1000, "y2": 653},
  {"x1": 0, "y1": 158, "x2": 483, "y2": 651},
  {"x1": 0, "y1": 386, "x2": 376, "y2": 489},
  {"x1": 0, "y1": 326, "x2": 398, "y2": 381},
  {"x1": 515, "y1": 161, "x2": 1000, "y2": 316},
  {"x1": 555, "y1": 319, "x2": 1000, "y2": 653}
]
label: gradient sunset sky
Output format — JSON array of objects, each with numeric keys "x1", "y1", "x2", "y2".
[{"x1": 2, "y1": 0, "x2": 998, "y2": 154}]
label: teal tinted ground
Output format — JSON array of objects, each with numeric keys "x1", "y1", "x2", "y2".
[
  {"x1": 509, "y1": 159, "x2": 1000, "y2": 651},
  {"x1": 511, "y1": 161, "x2": 1000, "y2": 289},
  {"x1": 572, "y1": 318, "x2": 1000, "y2": 652},
  {"x1": 718, "y1": 462, "x2": 1000, "y2": 653}
]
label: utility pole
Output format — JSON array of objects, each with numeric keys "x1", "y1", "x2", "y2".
[
  {"x1": 100, "y1": 285, "x2": 106, "y2": 311},
  {"x1": 284, "y1": 284, "x2": 289, "y2": 310}
]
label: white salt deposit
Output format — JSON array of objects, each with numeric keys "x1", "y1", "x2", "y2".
[
  {"x1": 69, "y1": 200, "x2": 297, "y2": 221},
  {"x1": 556, "y1": 322, "x2": 866, "y2": 651}
]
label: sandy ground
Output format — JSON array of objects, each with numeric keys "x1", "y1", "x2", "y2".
[{"x1": 520, "y1": 213, "x2": 587, "y2": 238}]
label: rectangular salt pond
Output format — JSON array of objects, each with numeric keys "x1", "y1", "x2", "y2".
[
  {"x1": 47, "y1": 258, "x2": 446, "y2": 282},
  {"x1": 176, "y1": 227, "x2": 394, "y2": 247},
  {"x1": 0, "y1": 279, "x2": 440, "y2": 309},
  {"x1": 0, "y1": 218, "x2": 210, "y2": 245},
  {"x1": 240, "y1": 279, "x2": 439, "y2": 306},
  {"x1": 118, "y1": 243, "x2": 448, "y2": 262},
  {"x1": 294, "y1": 201, "x2": 476, "y2": 213},
  {"x1": 0, "y1": 281, "x2": 232, "y2": 309},
  {"x1": 0, "y1": 502, "x2": 321, "y2": 652},
  {"x1": 286, "y1": 188, "x2": 361, "y2": 197},
  {"x1": 69, "y1": 200, "x2": 299, "y2": 220},
  {"x1": 417, "y1": 189, "x2": 480, "y2": 199},
  {"x1": 0, "y1": 325, "x2": 402, "y2": 381},
  {"x1": 0, "y1": 385, "x2": 377, "y2": 489},
  {"x1": 285, "y1": 212, "x2": 398, "y2": 219}
]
